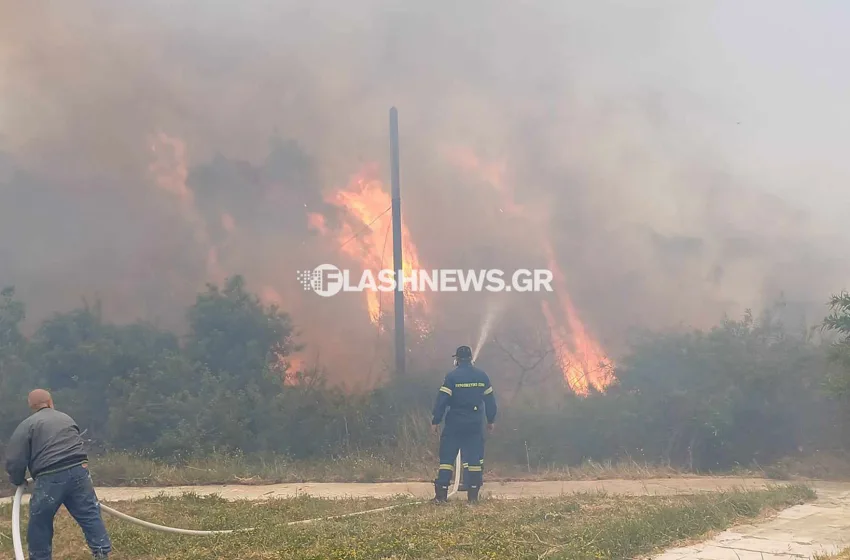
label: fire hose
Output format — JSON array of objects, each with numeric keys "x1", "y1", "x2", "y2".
[{"x1": 10, "y1": 453, "x2": 462, "y2": 560}]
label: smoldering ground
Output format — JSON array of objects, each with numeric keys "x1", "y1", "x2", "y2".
[{"x1": 1, "y1": 0, "x2": 849, "y2": 383}]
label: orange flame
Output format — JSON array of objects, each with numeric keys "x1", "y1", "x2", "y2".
[
  {"x1": 282, "y1": 355, "x2": 303, "y2": 386},
  {"x1": 259, "y1": 286, "x2": 304, "y2": 386},
  {"x1": 149, "y1": 133, "x2": 192, "y2": 204},
  {"x1": 445, "y1": 146, "x2": 614, "y2": 395},
  {"x1": 308, "y1": 165, "x2": 431, "y2": 335},
  {"x1": 542, "y1": 247, "x2": 615, "y2": 395},
  {"x1": 148, "y1": 132, "x2": 224, "y2": 284}
]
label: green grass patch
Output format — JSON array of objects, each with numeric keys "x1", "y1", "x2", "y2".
[{"x1": 0, "y1": 484, "x2": 813, "y2": 559}]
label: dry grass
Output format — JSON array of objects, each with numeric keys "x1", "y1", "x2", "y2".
[
  {"x1": 766, "y1": 451, "x2": 850, "y2": 481},
  {"x1": 58, "y1": 452, "x2": 718, "y2": 488},
  {"x1": 0, "y1": 485, "x2": 814, "y2": 559},
  {"x1": 0, "y1": 450, "x2": 770, "y2": 500},
  {"x1": 816, "y1": 549, "x2": 850, "y2": 560}
]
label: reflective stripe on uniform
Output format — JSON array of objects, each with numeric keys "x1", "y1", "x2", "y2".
[
  {"x1": 483, "y1": 386, "x2": 494, "y2": 395},
  {"x1": 439, "y1": 386, "x2": 452, "y2": 396},
  {"x1": 468, "y1": 466, "x2": 482, "y2": 472},
  {"x1": 439, "y1": 464, "x2": 455, "y2": 471}
]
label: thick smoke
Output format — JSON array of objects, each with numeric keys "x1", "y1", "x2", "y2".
[{"x1": 1, "y1": 1, "x2": 848, "y2": 382}]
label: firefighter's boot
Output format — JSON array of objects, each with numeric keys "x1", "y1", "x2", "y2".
[
  {"x1": 467, "y1": 485, "x2": 480, "y2": 504},
  {"x1": 432, "y1": 481, "x2": 449, "y2": 504}
]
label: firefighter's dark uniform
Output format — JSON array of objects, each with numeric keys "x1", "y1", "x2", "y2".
[{"x1": 432, "y1": 346, "x2": 497, "y2": 503}]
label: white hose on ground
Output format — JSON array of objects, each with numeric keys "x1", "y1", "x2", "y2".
[
  {"x1": 12, "y1": 485, "x2": 25, "y2": 560},
  {"x1": 10, "y1": 452, "x2": 462, "y2": 553},
  {"x1": 288, "y1": 451, "x2": 462, "y2": 524},
  {"x1": 97, "y1": 503, "x2": 255, "y2": 535}
]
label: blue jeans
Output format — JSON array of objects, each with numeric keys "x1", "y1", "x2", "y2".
[{"x1": 28, "y1": 464, "x2": 111, "y2": 560}]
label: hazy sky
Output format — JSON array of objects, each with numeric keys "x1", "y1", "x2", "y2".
[
  {"x1": 656, "y1": 1, "x2": 849, "y2": 228},
  {"x1": 644, "y1": 2, "x2": 850, "y2": 327}
]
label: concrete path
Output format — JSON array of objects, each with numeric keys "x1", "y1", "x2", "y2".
[
  {"x1": 1, "y1": 476, "x2": 780, "y2": 504},
  {"x1": 651, "y1": 482, "x2": 850, "y2": 560}
]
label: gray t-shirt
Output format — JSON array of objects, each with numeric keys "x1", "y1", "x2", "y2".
[{"x1": 4, "y1": 407, "x2": 88, "y2": 485}]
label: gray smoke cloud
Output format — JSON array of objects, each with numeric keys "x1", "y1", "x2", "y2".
[{"x1": 2, "y1": 0, "x2": 849, "y2": 381}]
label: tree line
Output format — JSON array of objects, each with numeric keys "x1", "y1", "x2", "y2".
[{"x1": 2, "y1": 276, "x2": 850, "y2": 472}]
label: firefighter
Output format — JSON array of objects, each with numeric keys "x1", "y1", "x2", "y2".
[{"x1": 431, "y1": 345, "x2": 497, "y2": 504}]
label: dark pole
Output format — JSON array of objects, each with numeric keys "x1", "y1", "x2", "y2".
[{"x1": 389, "y1": 107, "x2": 406, "y2": 377}]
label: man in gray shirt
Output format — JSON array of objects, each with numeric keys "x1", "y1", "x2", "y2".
[{"x1": 5, "y1": 389, "x2": 111, "y2": 559}]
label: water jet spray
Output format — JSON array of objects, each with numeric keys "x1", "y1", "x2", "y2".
[{"x1": 472, "y1": 299, "x2": 506, "y2": 363}]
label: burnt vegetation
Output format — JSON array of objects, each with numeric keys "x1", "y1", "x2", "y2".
[{"x1": 2, "y1": 278, "x2": 850, "y2": 477}]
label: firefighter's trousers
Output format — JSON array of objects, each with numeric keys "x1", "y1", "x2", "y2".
[{"x1": 436, "y1": 424, "x2": 485, "y2": 489}]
